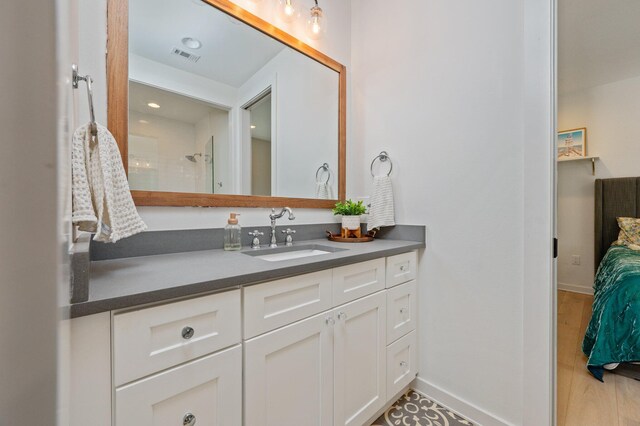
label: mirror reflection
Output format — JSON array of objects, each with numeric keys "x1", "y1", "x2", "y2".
[{"x1": 128, "y1": 0, "x2": 340, "y2": 199}]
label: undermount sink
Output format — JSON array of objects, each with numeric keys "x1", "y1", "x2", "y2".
[{"x1": 243, "y1": 244, "x2": 346, "y2": 262}]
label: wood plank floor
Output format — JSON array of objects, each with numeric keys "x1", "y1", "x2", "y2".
[{"x1": 558, "y1": 290, "x2": 640, "y2": 426}]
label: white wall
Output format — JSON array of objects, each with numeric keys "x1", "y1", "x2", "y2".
[
  {"x1": 195, "y1": 109, "x2": 230, "y2": 194},
  {"x1": 0, "y1": 0, "x2": 70, "y2": 423},
  {"x1": 130, "y1": 54, "x2": 238, "y2": 109},
  {"x1": 238, "y1": 48, "x2": 339, "y2": 198},
  {"x1": 351, "y1": 0, "x2": 553, "y2": 424},
  {"x1": 557, "y1": 75, "x2": 640, "y2": 293},
  {"x1": 129, "y1": 110, "x2": 199, "y2": 192},
  {"x1": 79, "y1": 0, "x2": 350, "y2": 230}
]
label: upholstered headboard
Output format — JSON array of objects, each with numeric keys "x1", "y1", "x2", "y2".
[{"x1": 594, "y1": 177, "x2": 640, "y2": 270}]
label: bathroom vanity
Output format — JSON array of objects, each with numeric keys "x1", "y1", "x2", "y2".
[
  {"x1": 68, "y1": 227, "x2": 424, "y2": 426},
  {"x1": 65, "y1": 1, "x2": 427, "y2": 423}
]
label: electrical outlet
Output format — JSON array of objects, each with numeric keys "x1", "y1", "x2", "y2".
[{"x1": 571, "y1": 255, "x2": 581, "y2": 265}]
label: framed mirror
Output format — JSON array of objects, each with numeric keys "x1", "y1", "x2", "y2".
[{"x1": 107, "y1": 0, "x2": 346, "y2": 208}]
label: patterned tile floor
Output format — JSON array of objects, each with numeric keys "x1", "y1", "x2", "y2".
[{"x1": 371, "y1": 390, "x2": 474, "y2": 426}]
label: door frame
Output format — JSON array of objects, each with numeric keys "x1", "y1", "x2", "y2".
[{"x1": 522, "y1": 0, "x2": 557, "y2": 424}]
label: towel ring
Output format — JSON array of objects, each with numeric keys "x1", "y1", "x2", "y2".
[
  {"x1": 316, "y1": 163, "x2": 331, "y2": 184},
  {"x1": 370, "y1": 151, "x2": 393, "y2": 177}
]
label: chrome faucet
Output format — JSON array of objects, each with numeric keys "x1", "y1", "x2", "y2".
[{"x1": 269, "y1": 207, "x2": 295, "y2": 248}]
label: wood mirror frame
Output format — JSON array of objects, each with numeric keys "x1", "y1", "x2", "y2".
[{"x1": 107, "y1": 0, "x2": 346, "y2": 208}]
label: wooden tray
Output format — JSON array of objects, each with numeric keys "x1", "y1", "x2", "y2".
[{"x1": 326, "y1": 231, "x2": 375, "y2": 243}]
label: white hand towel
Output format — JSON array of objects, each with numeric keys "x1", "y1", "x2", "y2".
[
  {"x1": 315, "y1": 183, "x2": 328, "y2": 199},
  {"x1": 315, "y1": 182, "x2": 333, "y2": 199},
  {"x1": 72, "y1": 123, "x2": 147, "y2": 243},
  {"x1": 367, "y1": 175, "x2": 395, "y2": 232}
]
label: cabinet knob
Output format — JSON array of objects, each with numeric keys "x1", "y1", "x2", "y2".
[
  {"x1": 400, "y1": 265, "x2": 407, "y2": 271},
  {"x1": 400, "y1": 308, "x2": 407, "y2": 314},
  {"x1": 337, "y1": 312, "x2": 347, "y2": 320},
  {"x1": 183, "y1": 413, "x2": 196, "y2": 426},
  {"x1": 325, "y1": 317, "x2": 335, "y2": 326},
  {"x1": 400, "y1": 361, "x2": 407, "y2": 368},
  {"x1": 181, "y1": 326, "x2": 195, "y2": 340}
]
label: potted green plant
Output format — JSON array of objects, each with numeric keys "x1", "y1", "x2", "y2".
[{"x1": 332, "y1": 199, "x2": 367, "y2": 231}]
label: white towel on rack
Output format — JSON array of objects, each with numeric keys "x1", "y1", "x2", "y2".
[
  {"x1": 72, "y1": 122, "x2": 146, "y2": 243},
  {"x1": 367, "y1": 175, "x2": 395, "y2": 232},
  {"x1": 315, "y1": 182, "x2": 333, "y2": 199}
]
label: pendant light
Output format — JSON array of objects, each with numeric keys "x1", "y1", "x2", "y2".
[
  {"x1": 306, "y1": 0, "x2": 325, "y2": 40},
  {"x1": 278, "y1": 0, "x2": 296, "y2": 23}
]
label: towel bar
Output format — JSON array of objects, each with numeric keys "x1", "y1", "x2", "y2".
[{"x1": 72, "y1": 64, "x2": 97, "y2": 137}]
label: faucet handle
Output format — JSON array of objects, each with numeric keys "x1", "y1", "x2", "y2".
[
  {"x1": 249, "y1": 230, "x2": 264, "y2": 249},
  {"x1": 281, "y1": 228, "x2": 296, "y2": 247}
]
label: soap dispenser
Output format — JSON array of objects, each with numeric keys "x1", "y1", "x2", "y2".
[{"x1": 224, "y1": 213, "x2": 242, "y2": 251}]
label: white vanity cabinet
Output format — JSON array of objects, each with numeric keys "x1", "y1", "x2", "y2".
[
  {"x1": 69, "y1": 250, "x2": 420, "y2": 426},
  {"x1": 244, "y1": 251, "x2": 418, "y2": 426}
]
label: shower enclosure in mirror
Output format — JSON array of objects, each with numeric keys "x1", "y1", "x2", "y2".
[{"x1": 108, "y1": 0, "x2": 346, "y2": 207}]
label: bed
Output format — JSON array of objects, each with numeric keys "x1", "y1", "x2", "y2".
[{"x1": 582, "y1": 177, "x2": 640, "y2": 381}]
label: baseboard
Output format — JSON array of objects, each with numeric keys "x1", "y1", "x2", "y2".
[
  {"x1": 558, "y1": 282, "x2": 593, "y2": 295},
  {"x1": 411, "y1": 377, "x2": 515, "y2": 426}
]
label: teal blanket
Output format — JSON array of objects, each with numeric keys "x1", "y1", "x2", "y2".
[{"x1": 582, "y1": 245, "x2": 640, "y2": 381}]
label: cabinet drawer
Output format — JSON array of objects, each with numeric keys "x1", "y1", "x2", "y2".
[
  {"x1": 332, "y1": 258, "x2": 386, "y2": 305},
  {"x1": 113, "y1": 290, "x2": 241, "y2": 386},
  {"x1": 115, "y1": 345, "x2": 242, "y2": 426},
  {"x1": 244, "y1": 270, "x2": 332, "y2": 339},
  {"x1": 386, "y1": 280, "x2": 417, "y2": 344},
  {"x1": 386, "y1": 330, "x2": 417, "y2": 398},
  {"x1": 386, "y1": 251, "x2": 417, "y2": 288}
]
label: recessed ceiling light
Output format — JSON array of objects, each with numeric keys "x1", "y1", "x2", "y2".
[
  {"x1": 251, "y1": 125, "x2": 256, "y2": 129},
  {"x1": 147, "y1": 102, "x2": 160, "y2": 109},
  {"x1": 181, "y1": 37, "x2": 202, "y2": 50},
  {"x1": 139, "y1": 119, "x2": 149, "y2": 124}
]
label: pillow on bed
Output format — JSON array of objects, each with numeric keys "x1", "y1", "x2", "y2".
[{"x1": 615, "y1": 217, "x2": 640, "y2": 250}]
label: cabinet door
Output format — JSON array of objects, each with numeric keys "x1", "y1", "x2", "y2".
[
  {"x1": 245, "y1": 311, "x2": 334, "y2": 426},
  {"x1": 334, "y1": 291, "x2": 387, "y2": 426},
  {"x1": 115, "y1": 344, "x2": 242, "y2": 426}
]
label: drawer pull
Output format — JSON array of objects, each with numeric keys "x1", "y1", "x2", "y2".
[
  {"x1": 183, "y1": 413, "x2": 196, "y2": 426},
  {"x1": 325, "y1": 317, "x2": 335, "y2": 326},
  {"x1": 400, "y1": 361, "x2": 407, "y2": 368},
  {"x1": 399, "y1": 265, "x2": 406, "y2": 271},
  {"x1": 337, "y1": 312, "x2": 347, "y2": 321},
  {"x1": 181, "y1": 326, "x2": 195, "y2": 340}
]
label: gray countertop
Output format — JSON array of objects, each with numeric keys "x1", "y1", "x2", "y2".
[{"x1": 70, "y1": 237, "x2": 424, "y2": 318}]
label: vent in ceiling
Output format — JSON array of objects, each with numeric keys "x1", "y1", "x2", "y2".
[{"x1": 171, "y1": 48, "x2": 200, "y2": 62}]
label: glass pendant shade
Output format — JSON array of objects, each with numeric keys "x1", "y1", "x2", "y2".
[
  {"x1": 306, "y1": 5, "x2": 325, "y2": 40},
  {"x1": 278, "y1": 0, "x2": 296, "y2": 23}
]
